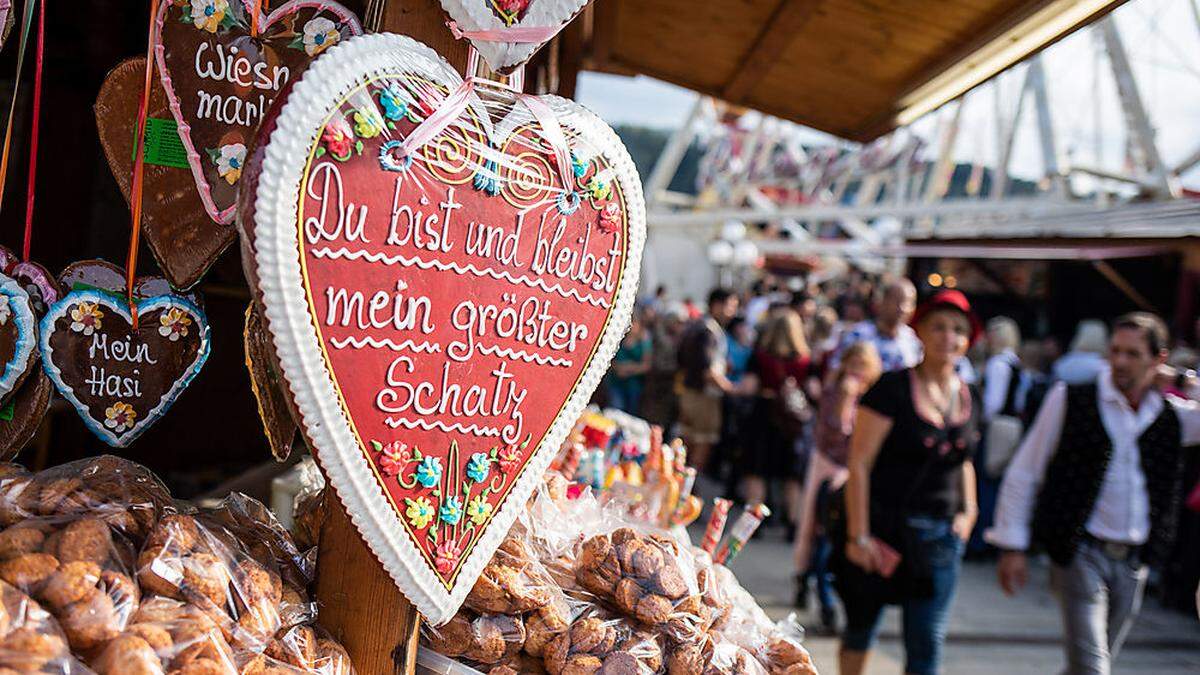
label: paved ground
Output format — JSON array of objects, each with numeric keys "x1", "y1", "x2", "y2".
[{"x1": 723, "y1": 533, "x2": 1200, "y2": 674}]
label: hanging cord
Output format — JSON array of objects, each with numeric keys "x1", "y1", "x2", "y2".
[
  {"x1": 250, "y1": 0, "x2": 266, "y2": 37},
  {"x1": 0, "y1": 0, "x2": 37, "y2": 232},
  {"x1": 20, "y1": 0, "x2": 43, "y2": 261},
  {"x1": 126, "y1": 0, "x2": 159, "y2": 328}
]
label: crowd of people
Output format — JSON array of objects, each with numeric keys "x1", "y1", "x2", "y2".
[{"x1": 599, "y1": 272, "x2": 1200, "y2": 675}]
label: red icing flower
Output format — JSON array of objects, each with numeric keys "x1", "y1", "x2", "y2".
[
  {"x1": 498, "y1": 444, "x2": 522, "y2": 474},
  {"x1": 322, "y1": 118, "x2": 354, "y2": 159},
  {"x1": 497, "y1": 0, "x2": 530, "y2": 14},
  {"x1": 435, "y1": 536, "x2": 463, "y2": 576},
  {"x1": 598, "y1": 202, "x2": 622, "y2": 234},
  {"x1": 378, "y1": 441, "x2": 411, "y2": 477}
]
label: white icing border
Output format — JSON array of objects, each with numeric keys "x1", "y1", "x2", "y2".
[
  {"x1": 39, "y1": 290, "x2": 212, "y2": 448},
  {"x1": 243, "y1": 32, "x2": 644, "y2": 624},
  {"x1": 439, "y1": 0, "x2": 590, "y2": 72},
  {"x1": 153, "y1": 0, "x2": 363, "y2": 225},
  {"x1": 0, "y1": 274, "x2": 36, "y2": 403}
]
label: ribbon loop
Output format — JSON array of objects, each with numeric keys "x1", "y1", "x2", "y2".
[
  {"x1": 445, "y1": 20, "x2": 562, "y2": 45},
  {"x1": 519, "y1": 94, "x2": 575, "y2": 195},
  {"x1": 396, "y1": 79, "x2": 475, "y2": 160}
]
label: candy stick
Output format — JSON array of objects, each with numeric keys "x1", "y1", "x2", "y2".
[
  {"x1": 714, "y1": 504, "x2": 771, "y2": 565},
  {"x1": 701, "y1": 498, "x2": 733, "y2": 554}
]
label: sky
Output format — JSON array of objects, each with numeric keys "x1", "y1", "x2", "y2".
[{"x1": 574, "y1": 0, "x2": 1200, "y2": 190}]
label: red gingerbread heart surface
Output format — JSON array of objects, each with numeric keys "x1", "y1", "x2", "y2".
[
  {"x1": 154, "y1": 0, "x2": 362, "y2": 224},
  {"x1": 239, "y1": 33, "x2": 644, "y2": 623}
]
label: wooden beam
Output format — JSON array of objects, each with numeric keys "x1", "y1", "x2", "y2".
[
  {"x1": 721, "y1": 0, "x2": 822, "y2": 103},
  {"x1": 380, "y1": 0, "x2": 470, "y2": 72}
]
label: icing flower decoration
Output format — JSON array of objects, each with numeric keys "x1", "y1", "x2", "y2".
[
  {"x1": 497, "y1": 444, "x2": 522, "y2": 475},
  {"x1": 434, "y1": 537, "x2": 462, "y2": 575},
  {"x1": 404, "y1": 497, "x2": 434, "y2": 529},
  {"x1": 439, "y1": 496, "x2": 463, "y2": 525},
  {"x1": 467, "y1": 495, "x2": 493, "y2": 526},
  {"x1": 213, "y1": 143, "x2": 246, "y2": 185},
  {"x1": 104, "y1": 402, "x2": 137, "y2": 434},
  {"x1": 586, "y1": 177, "x2": 612, "y2": 201},
  {"x1": 321, "y1": 118, "x2": 356, "y2": 160},
  {"x1": 0, "y1": 297, "x2": 10, "y2": 326},
  {"x1": 571, "y1": 153, "x2": 588, "y2": 179},
  {"x1": 353, "y1": 107, "x2": 384, "y2": 139},
  {"x1": 301, "y1": 17, "x2": 340, "y2": 56},
  {"x1": 378, "y1": 441, "x2": 411, "y2": 477},
  {"x1": 466, "y1": 453, "x2": 491, "y2": 483},
  {"x1": 378, "y1": 85, "x2": 411, "y2": 122},
  {"x1": 157, "y1": 307, "x2": 192, "y2": 342},
  {"x1": 598, "y1": 202, "x2": 622, "y2": 234},
  {"x1": 69, "y1": 302, "x2": 103, "y2": 336},
  {"x1": 190, "y1": 0, "x2": 229, "y2": 33},
  {"x1": 415, "y1": 456, "x2": 443, "y2": 488}
]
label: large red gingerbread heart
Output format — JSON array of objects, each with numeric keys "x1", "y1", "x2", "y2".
[
  {"x1": 239, "y1": 33, "x2": 644, "y2": 623},
  {"x1": 154, "y1": 0, "x2": 361, "y2": 224}
]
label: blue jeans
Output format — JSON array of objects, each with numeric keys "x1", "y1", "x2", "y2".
[
  {"x1": 841, "y1": 516, "x2": 964, "y2": 675},
  {"x1": 607, "y1": 377, "x2": 643, "y2": 415}
]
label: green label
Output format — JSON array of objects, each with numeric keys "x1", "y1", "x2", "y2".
[
  {"x1": 134, "y1": 117, "x2": 190, "y2": 169},
  {"x1": 0, "y1": 401, "x2": 15, "y2": 422}
]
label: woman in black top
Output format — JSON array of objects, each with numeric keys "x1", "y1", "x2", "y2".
[{"x1": 837, "y1": 290, "x2": 982, "y2": 675}]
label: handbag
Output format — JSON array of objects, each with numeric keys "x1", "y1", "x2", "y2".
[{"x1": 770, "y1": 376, "x2": 812, "y2": 438}]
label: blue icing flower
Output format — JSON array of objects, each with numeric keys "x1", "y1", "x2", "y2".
[
  {"x1": 466, "y1": 453, "x2": 491, "y2": 483},
  {"x1": 379, "y1": 140, "x2": 413, "y2": 173},
  {"x1": 415, "y1": 456, "x2": 443, "y2": 488},
  {"x1": 439, "y1": 496, "x2": 463, "y2": 525},
  {"x1": 571, "y1": 152, "x2": 587, "y2": 178},
  {"x1": 473, "y1": 158, "x2": 501, "y2": 196},
  {"x1": 379, "y1": 85, "x2": 409, "y2": 121}
]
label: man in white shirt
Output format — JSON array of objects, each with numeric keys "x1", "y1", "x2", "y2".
[{"x1": 987, "y1": 313, "x2": 1200, "y2": 675}]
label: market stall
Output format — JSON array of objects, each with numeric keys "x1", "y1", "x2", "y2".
[{"x1": 0, "y1": 0, "x2": 826, "y2": 672}]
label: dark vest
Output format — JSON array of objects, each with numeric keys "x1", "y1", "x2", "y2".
[{"x1": 1031, "y1": 384, "x2": 1184, "y2": 566}]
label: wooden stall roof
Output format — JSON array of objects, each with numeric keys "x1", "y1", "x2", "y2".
[{"x1": 582, "y1": 0, "x2": 1125, "y2": 142}]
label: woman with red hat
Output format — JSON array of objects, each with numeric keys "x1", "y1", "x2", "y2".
[{"x1": 833, "y1": 290, "x2": 982, "y2": 675}]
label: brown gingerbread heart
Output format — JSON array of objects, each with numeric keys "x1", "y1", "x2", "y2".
[
  {"x1": 95, "y1": 58, "x2": 231, "y2": 291},
  {"x1": 153, "y1": 0, "x2": 362, "y2": 224},
  {"x1": 0, "y1": 369, "x2": 51, "y2": 462},
  {"x1": 39, "y1": 266, "x2": 211, "y2": 448},
  {"x1": 244, "y1": 303, "x2": 298, "y2": 461}
]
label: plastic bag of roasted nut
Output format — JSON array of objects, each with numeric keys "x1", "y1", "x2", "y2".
[
  {"x1": 199, "y1": 493, "x2": 318, "y2": 630},
  {"x1": 423, "y1": 609, "x2": 529, "y2": 668},
  {"x1": 244, "y1": 623, "x2": 355, "y2": 674},
  {"x1": 0, "y1": 579, "x2": 94, "y2": 673},
  {"x1": 0, "y1": 507, "x2": 144, "y2": 653},
  {"x1": 540, "y1": 610, "x2": 664, "y2": 675},
  {"x1": 666, "y1": 633, "x2": 767, "y2": 675},
  {"x1": 573, "y1": 525, "x2": 700, "y2": 634},
  {"x1": 91, "y1": 595, "x2": 238, "y2": 674},
  {"x1": 136, "y1": 511, "x2": 288, "y2": 654},
  {"x1": 0, "y1": 456, "x2": 174, "y2": 546}
]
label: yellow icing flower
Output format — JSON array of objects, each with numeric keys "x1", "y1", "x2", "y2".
[
  {"x1": 190, "y1": 0, "x2": 228, "y2": 33},
  {"x1": 353, "y1": 108, "x2": 384, "y2": 139},
  {"x1": 69, "y1": 302, "x2": 103, "y2": 336},
  {"x1": 405, "y1": 496, "x2": 434, "y2": 530},
  {"x1": 158, "y1": 307, "x2": 192, "y2": 342},
  {"x1": 104, "y1": 402, "x2": 137, "y2": 434}
]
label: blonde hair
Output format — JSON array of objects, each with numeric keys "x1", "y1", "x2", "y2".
[
  {"x1": 987, "y1": 316, "x2": 1021, "y2": 354},
  {"x1": 759, "y1": 310, "x2": 810, "y2": 360},
  {"x1": 835, "y1": 341, "x2": 882, "y2": 387}
]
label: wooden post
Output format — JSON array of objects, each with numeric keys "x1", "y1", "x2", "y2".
[{"x1": 316, "y1": 496, "x2": 423, "y2": 674}]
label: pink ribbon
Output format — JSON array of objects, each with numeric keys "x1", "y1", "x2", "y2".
[
  {"x1": 396, "y1": 79, "x2": 475, "y2": 159},
  {"x1": 519, "y1": 94, "x2": 575, "y2": 194},
  {"x1": 447, "y1": 19, "x2": 562, "y2": 44}
]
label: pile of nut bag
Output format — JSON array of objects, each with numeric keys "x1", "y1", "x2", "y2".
[
  {"x1": 423, "y1": 473, "x2": 819, "y2": 675},
  {"x1": 0, "y1": 456, "x2": 353, "y2": 674}
]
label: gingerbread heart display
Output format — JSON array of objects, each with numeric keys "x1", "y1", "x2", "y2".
[
  {"x1": 440, "y1": 0, "x2": 589, "y2": 72},
  {"x1": 244, "y1": 303, "x2": 298, "y2": 460},
  {"x1": 96, "y1": 58, "x2": 230, "y2": 291},
  {"x1": 154, "y1": 0, "x2": 362, "y2": 225},
  {"x1": 0, "y1": 274, "x2": 38, "y2": 409},
  {"x1": 40, "y1": 280, "x2": 211, "y2": 448},
  {"x1": 239, "y1": 33, "x2": 643, "y2": 623}
]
